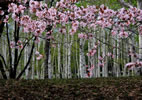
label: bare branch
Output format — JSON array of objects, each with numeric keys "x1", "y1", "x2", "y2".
[
  {"x1": 16, "y1": 37, "x2": 36, "y2": 79},
  {"x1": 15, "y1": 36, "x2": 34, "y2": 69},
  {"x1": 6, "y1": 23, "x2": 13, "y2": 71}
]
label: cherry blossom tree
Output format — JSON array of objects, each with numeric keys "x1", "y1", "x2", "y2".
[{"x1": 0, "y1": 0, "x2": 142, "y2": 79}]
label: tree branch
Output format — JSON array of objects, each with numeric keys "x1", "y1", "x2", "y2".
[
  {"x1": 117, "y1": 0, "x2": 133, "y2": 8},
  {"x1": 0, "y1": 59, "x2": 7, "y2": 79},
  {"x1": 6, "y1": 23, "x2": 13, "y2": 73},
  {"x1": 15, "y1": 36, "x2": 34, "y2": 70},
  {"x1": 16, "y1": 37, "x2": 36, "y2": 79},
  {"x1": 0, "y1": 54, "x2": 7, "y2": 68},
  {"x1": 0, "y1": 54, "x2": 7, "y2": 79}
]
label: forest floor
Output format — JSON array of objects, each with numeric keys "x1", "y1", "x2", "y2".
[{"x1": 0, "y1": 77, "x2": 142, "y2": 100}]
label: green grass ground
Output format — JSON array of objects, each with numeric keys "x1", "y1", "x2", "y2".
[{"x1": 0, "y1": 77, "x2": 142, "y2": 100}]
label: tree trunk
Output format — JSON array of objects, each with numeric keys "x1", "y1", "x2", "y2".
[
  {"x1": 57, "y1": 40, "x2": 61, "y2": 78},
  {"x1": 67, "y1": 34, "x2": 72, "y2": 78},
  {"x1": 138, "y1": 0, "x2": 142, "y2": 75},
  {"x1": 79, "y1": 39, "x2": 86, "y2": 78},
  {"x1": 44, "y1": 26, "x2": 52, "y2": 79}
]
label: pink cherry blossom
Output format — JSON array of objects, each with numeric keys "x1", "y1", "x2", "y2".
[
  {"x1": 35, "y1": 51, "x2": 40, "y2": 55},
  {"x1": 10, "y1": 41, "x2": 15, "y2": 48},
  {"x1": 35, "y1": 37, "x2": 40, "y2": 43},
  {"x1": 87, "y1": 49, "x2": 97, "y2": 56},
  {"x1": 90, "y1": 65, "x2": 95, "y2": 70},
  {"x1": 16, "y1": 40, "x2": 23, "y2": 49},
  {"x1": 99, "y1": 56, "x2": 103, "y2": 61},
  {"x1": 0, "y1": 10, "x2": 4, "y2": 15},
  {"x1": 78, "y1": 33, "x2": 84, "y2": 39},
  {"x1": 107, "y1": 52, "x2": 112, "y2": 57},
  {"x1": 4, "y1": 15, "x2": 9, "y2": 23},
  {"x1": 99, "y1": 62, "x2": 104, "y2": 67},
  {"x1": 138, "y1": 25, "x2": 142, "y2": 35},
  {"x1": 125, "y1": 62, "x2": 135, "y2": 69},
  {"x1": 35, "y1": 51, "x2": 43, "y2": 60},
  {"x1": 119, "y1": 31, "x2": 128, "y2": 38},
  {"x1": 36, "y1": 54, "x2": 43, "y2": 60},
  {"x1": 59, "y1": 27, "x2": 66, "y2": 34}
]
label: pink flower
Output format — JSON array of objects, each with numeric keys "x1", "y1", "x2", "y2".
[
  {"x1": 0, "y1": 10, "x2": 4, "y2": 15},
  {"x1": 20, "y1": 15, "x2": 31, "y2": 25},
  {"x1": 99, "y1": 62, "x2": 104, "y2": 67},
  {"x1": 52, "y1": 44, "x2": 56, "y2": 48},
  {"x1": 107, "y1": 52, "x2": 112, "y2": 57},
  {"x1": 80, "y1": 21, "x2": 87, "y2": 27},
  {"x1": 35, "y1": 29, "x2": 42, "y2": 36},
  {"x1": 87, "y1": 49, "x2": 96, "y2": 56},
  {"x1": 12, "y1": 13, "x2": 19, "y2": 22},
  {"x1": 111, "y1": 30, "x2": 117, "y2": 36},
  {"x1": 125, "y1": 62, "x2": 135, "y2": 69},
  {"x1": 138, "y1": 25, "x2": 142, "y2": 35},
  {"x1": 4, "y1": 15, "x2": 9, "y2": 23},
  {"x1": 36, "y1": 54, "x2": 43, "y2": 60},
  {"x1": 18, "y1": 5, "x2": 26, "y2": 13},
  {"x1": 69, "y1": 28, "x2": 77, "y2": 35},
  {"x1": 24, "y1": 0, "x2": 28, "y2": 4},
  {"x1": 59, "y1": 27, "x2": 66, "y2": 34},
  {"x1": 90, "y1": 65, "x2": 95, "y2": 70},
  {"x1": 119, "y1": 31, "x2": 128, "y2": 38},
  {"x1": 78, "y1": 33, "x2": 84, "y2": 38},
  {"x1": 72, "y1": 21, "x2": 79, "y2": 29},
  {"x1": 35, "y1": 51, "x2": 43, "y2": 60},
  {"x1": 19, "y1": 45, "x2": 23, "y2": 49},
  {"x1": 112, "y1": 55, "x2": 115, "y2": 58},
  {"x1": 10, "y1": 41, "x2": 15, "y2": 48},
  {"x1": 88, "y1": 33, "x2": 93, "y2": 39},
  {"x1": 94, "y1": 45, "x2": 97, "y2": 49},
  {"x1": 35, "y1": 51, "x2": 40, "y2": 55},
  {"x1": 16, "y1": 40, "x2": 23, "y2": 49},
  {"x1": 35, "y1": 37, "x2": 40, "y2": 43},
  {"x1": 99, "y1": 56, "x2": 103, "y2": 61}
]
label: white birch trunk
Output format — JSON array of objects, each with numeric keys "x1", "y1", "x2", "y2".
[
  {"x1": 57, "y1": 42, "x2": 61, "y2": 78},
  {"x1": 76, "y1": 40, "x2": 79, "y2": 78},
  {"x1": 31, "y1": 51, "x2": 35, "y2": 79},
  {"x1": 25, "y1": 46, "x2": 29, "y2": 79},
  {"x1": 48, "y1": 49, "x2": 52, "y2": 79},
  {"x1": 138, "y1": 0, "x2": 142, "y2": 76},
  {"x1": 113, "y1": 37, "x2": 117, "y2": 77},
  {"x1": 63, "y1": 34, "x2": 68, "y2": 78},
  {"x1": 88, "y1": 40, "x2": 91, "y2": 78},
  {"x1": 67, "y1": 35, "x2": 72, "y2": 78},
  {"x1": 79, "y1": 39, "x2": 85, "y2": 78},
  {"x1": 116, "y1": 38, "x2": 121, "y2": 77}
]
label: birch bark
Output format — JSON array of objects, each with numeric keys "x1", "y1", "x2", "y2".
[{"x1": 138, "y1": 0, "x2": 142, "y2": 75}]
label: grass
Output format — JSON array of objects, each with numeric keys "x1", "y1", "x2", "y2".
[{"x1": 0, "y1": 77, "x2": 142, "y2": 100}]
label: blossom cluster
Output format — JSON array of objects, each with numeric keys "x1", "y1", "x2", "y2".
[
  {"x1": 125, "y1": 61, "x2": 142, "y2": 69},
  {"x1": 87, "y1": 42, "x2": 100, "y2": 56},
  {"x1": 10, "y1": 40, "x2": 23, "y2": 49},
  {"x1": 85, "y1": 65, "x2": 95, "y2": 78},
  {"x1": 0, "y1": 10, "x2": 4, "y2": 15},
  {"x1": 55, "y1": 0, "x2": 142, "y2": 37},
  {"x1": 5, "y1": 0, "x2": 142, "y2": 39},
  {"x1": 35, "y1": 51, "x2": 43, "y2": 60},
  {"x1": 78, "y1": 33, "x2": 93, "y2": 39},
  {"x1": 8, "y1": 3, "x2": 25, "y2": 22},
  {"x1": 98, "y1": 52, "x2": 114, "y2": 67}
]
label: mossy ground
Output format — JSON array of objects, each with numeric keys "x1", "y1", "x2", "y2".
[{"x1": 0, "y1": 77, "x2": 142, "y2": 100}]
